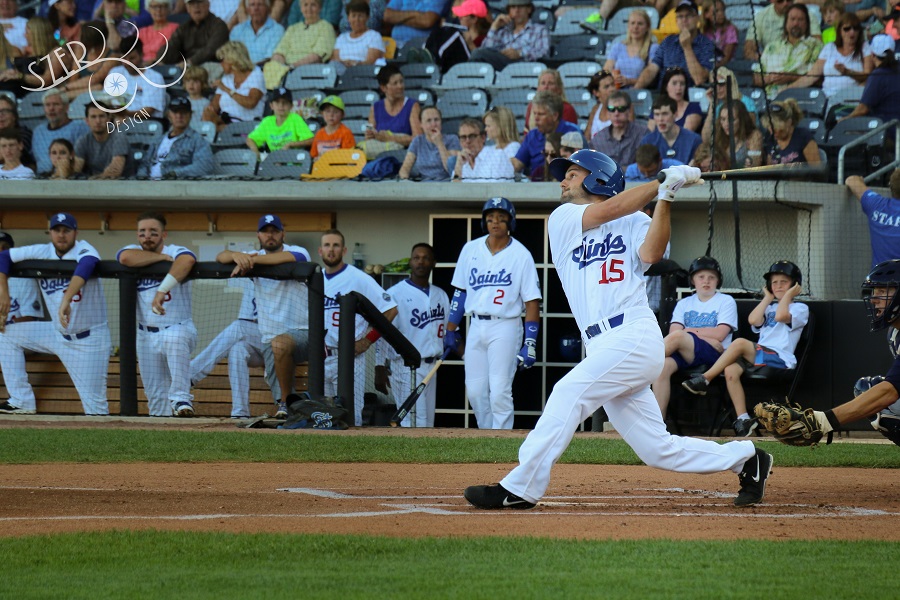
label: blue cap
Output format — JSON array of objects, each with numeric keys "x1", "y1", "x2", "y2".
[
  {"x1": 50, "y1": 212, "x2": 78, "y2": 230},
  {"x1": 258, "y1": 214, "x2": 283, "y2": 231}
]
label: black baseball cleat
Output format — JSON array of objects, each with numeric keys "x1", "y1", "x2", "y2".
[
  {"x1": 733, "y1": 417, "x2": 759, "y2": 437},
  {"x1": 734, "y1": 448, "x2": 773, "y2": 507},
  {"x1": 464, "y1": 484, "x2": 536, "y2": 510},
  {"x1": 681, "y1": 375, "x2": 709, "y2": 395}
]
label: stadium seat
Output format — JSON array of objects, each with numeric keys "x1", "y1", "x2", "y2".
[
  {"x1": 434, "y1": 62, "x2": 495, "y2": 92},
  {"x1": 67, "y1": 91, "x2": 93, "y2": 119},
  {"x1": 340, "y1": 90, "x2": 380, "y2": 120},
  {"x1": 436, "y1": 88, "x2": 489, "y2": 119},
  {"x1": 552, "y1": 7, "x2": 599, "y2": 37},
  {"x1": 531, "y1": 6, "x2": 556, "y2": 31},
  {"x1": 491, "y1": 62, "x2": 546, "y2": 91},
  {"x1": 822, "y1": 116, "x2": 885, "y2": 180},
  {"x1": 213, "y1": 148, "x2": 258, "y2": 177},
  {"x1": 546, "y1": 34, "x2": 604, "y2": 68},
  {"x1": 126, "y1": 119, "x2": 165, "y2": 146},
  {"x1": 606, "y1": 6, "x2": 660, "y2": 32},
  {"x1": 301, "y1": 148, "x2": 367, "y2": 180},
  {"x1": 687, "y1": 86, "x2": 710, "y2": 113},
  {"x1": 408, "y1": 89, "x2": 435, "y2": 106},
  {"x1": 400, "y1": 63, "x2": 441, "y2": 90},
  {"x1": 566, "y1": 89, "x2": 593, "y2": 120},
  {"x1": 625, "y1": 88, "x2": 653, "y2": 120},
  {"x1": 775, "y1": 87, "x2": 827, "y2": 119},
  {"x1": 192, "y1": 120, "x2": 218, "y2": 144},
  {"x1": 213, "y1": 120, "x2": 257, "y2": 149},
  {"x1": 17, "y1": 92, "x2": 46, "y2": 120},
  {"x1": 333, "y1": 64, "x2": 382, "y2": 92},
  {"x1": 284, "y1": 64, "x2": 338, "y2": 91},
  {"x1": 798, "y1": 117, "x2": 827, "y2": 145},
  {"x1": 341, "y1": 118, "x2": 371, "y2": 138},
  {"x1": 152, "y1": 63, "x2": 186, "y2": 86},
  {"x1": 558, "y1": 61, "x2": 602, "y2": 89},
  {"x1": 257, "y1": 149, "x2": 312, "y2": 179}
]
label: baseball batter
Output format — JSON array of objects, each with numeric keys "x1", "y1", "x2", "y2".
[
  {"x1": 217, "y1": 214, "x2": 311, "y2": 419},
  {"x1": 320, "y1": 229, "x2": 398, "y2": 427},
  {"x1": 189, "y1": 280, "x2": 264, "y2": 418},
  {"x1": 0, "y1": 214, "x2": 111, "y2": 415},
  {"x1": 117, "y1": 212, "x2": 198, "y2": 417},
  {"x1": 465, "y1": 151, "x2": 772, "y2": 510},
  {"x1": 445, "y1": 197, "x2": 542, "y2": 430},
  {"x1": 383, "y1": 243, "x2": 449, "y2": 427}
]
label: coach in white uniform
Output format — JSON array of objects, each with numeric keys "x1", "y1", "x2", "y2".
[
  {"x1": 320, "y1": 229, "x2": 398, "y2": 427},
  {"x1": 189, "y1": 280, "x2": 264, "y2": 418},
  {"x1": 384, "y1": 243, "x2": 449, "y2": 427},
  {"x1": 0, "y1": 214, "x2": 111, "y2": 415},
  {"x1": 118, "y1": 212, "x2": 198, "y2": 417},
  {"x1": 445, "y1": 198, "x2": 542, "y2": 430},
  {"x1": 217, "y1": 214, "x2": 311, "y2": 419},
  {"x1": 465, "y1": 151, "x2": 774, "y2": 510}
]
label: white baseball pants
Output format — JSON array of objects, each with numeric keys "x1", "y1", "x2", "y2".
[
  {"x1": 464, "y1": 317, "x2": 522, "y2": 429},
  {"x1": 324, "y1": 351, "x2": 367, "y2": 426},
  {"x1": 137, "y1": 321, "x2": 197, "y2": 416},
  {"x1": 190, "y1": 319, "x2": 264, "y2": 417}
]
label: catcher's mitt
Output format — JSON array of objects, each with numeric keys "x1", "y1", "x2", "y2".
[{"x1": 753, "y1": 401, "x2": 825, "y2": 447}]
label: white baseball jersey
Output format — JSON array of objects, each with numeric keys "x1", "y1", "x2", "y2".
[
  {"x1": 450, "y1": 235, "x2": 541, "y2": 318},
  {"x1": 254, "y1": 244, "x2": 311, "y2": 344},
  {"x1": 9, "y1": 240, "x2": 107, "y2": 334},
  {"x1": 5, "y1": 279, "x2": 43, "y2": 324},
  {"x1": 324, "y1": 263, "x2": 398, "y2": 348},
  {"x1": 548, "y1": 205, "x2": 650, "y2": 342},
  {"x1": 384, "y1": 279, "x2": 449, "y2": 361},
  {"x1": 751, "y1": 301, "x2": 810, "y2": 368},
  {"x1": 235, "y1": 279, "x2": 258, "y2": 320},
  {"x1": 118, "y1": 244, "x2": 196, "y2": 327},
  {"x1": 671, "y1": 291, "x2": 739, "y2": 348}
]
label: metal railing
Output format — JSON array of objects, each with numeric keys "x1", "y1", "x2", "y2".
[{"x1": 837, "y1": 118, "x2": 899, "y2": 184}]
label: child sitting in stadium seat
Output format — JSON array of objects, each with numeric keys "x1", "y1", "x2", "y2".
[
  {"x1": 310, "y1": 95, "x2": 356, "y2": 162},
  {"x1": 246, "y1": 87, "x2": 314, "y2": 159}
]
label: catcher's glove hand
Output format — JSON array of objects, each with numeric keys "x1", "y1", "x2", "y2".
[{"x1": 753, "y1": 401, "x2": 825, "y2": 447}]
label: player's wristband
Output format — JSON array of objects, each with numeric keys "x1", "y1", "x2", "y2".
[
  {"x1": 157, "y1": 273, "x2": 179, "y2": 294},
  {"x1": 524, "y1": 321, "x2": 539, "y2": 344},
  {"x1": 365, "y1": 329, "x2": 381, "y2": 343},
  {"x1": 448, "y1": 289, "x2": 466, "y2": 325}
]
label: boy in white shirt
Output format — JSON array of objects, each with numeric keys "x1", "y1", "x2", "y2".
[{"x1": 0, "y1": 129, "x2": 35, "y2": 180}]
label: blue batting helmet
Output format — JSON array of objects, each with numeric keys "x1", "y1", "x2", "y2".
[
  {"x1": 548, "y1": 149, "x2": 625, "y2": 198},
  {"x1": 861, "y1": 259, "x2": 900, "y2": 331},
  {"x1": 481, "y1": 197, "x2": 516, "y2": 233}
]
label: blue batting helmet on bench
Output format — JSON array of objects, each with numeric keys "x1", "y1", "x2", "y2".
[
  {"x1": 548, "y1": 149, "x2": 625, "y2": 198},
  {"x1": 482, "y1": 197, "x2": 516, "y2": 233}
]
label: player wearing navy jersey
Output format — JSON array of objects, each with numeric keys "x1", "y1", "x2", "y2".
[
  {"x1": 0, "y1": 214, "x2": 111, "y2": 415},
  {"x1": 445, "y1": 198, "x2": 542, "y2": 430},
  {"x1": 118, "y1": 212, "x2": 198, "y2": 417},
  {"x1": 217, "y1": 214, "x2": 312, "y2": 419},
  {"x1": 465, "y1": 150, "x2": 773, "y2": 510},
  {"x1": 320, "y1": 229, "x2": 398, "y2": 427}
]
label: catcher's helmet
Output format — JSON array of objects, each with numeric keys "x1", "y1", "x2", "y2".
[
  {"x1": 853, "y1": 375, "x2": 886, "y2": 397},
  {"x1": 548, "y1": 149, "x2": 625, "y2": 198},
  {"x1": 688, "y1": 256, "x2": 723, "y2": 288},
  {"x1": 764, "y1": 260, "x2": 802, "y2": 293},
  {"x1": 481, "y1": 197, "x2": 516, "y2": 233},
  {"x1": 861, "y1": 259, "x2": 900, "y2": 331}
]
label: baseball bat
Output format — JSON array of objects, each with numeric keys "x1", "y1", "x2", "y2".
[
  {"x1": 389, "y1": 348, "x2": 451, "y2": 427},
  {"x1": 656, "y1": 162, "x2": 824, "y2": 183}
]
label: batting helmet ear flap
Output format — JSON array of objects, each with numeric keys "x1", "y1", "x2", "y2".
[
  {"x1": 481, "y1": 197, "x2": 516, "y2": 233},
  {"x1": 548, "y1": 149, "x2": 625, "y2": 198}
]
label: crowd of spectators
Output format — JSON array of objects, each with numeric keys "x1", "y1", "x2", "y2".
[{"x1": 0, "y1": 0, "x2": 897, "y2": 181}]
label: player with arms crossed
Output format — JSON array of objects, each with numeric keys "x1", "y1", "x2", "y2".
[
  {"x1": 445, "y1": 198, "x2": 542, "y2": 430},
  {"x1": 0, "y1": 214, "x2": 111, "y2": 415},
  {"x1": 118, "y1": 212, "x2": 198, "y2": 417},
  {"x1": 464, "y1": 151, "x2": 773, "y2": 510}
]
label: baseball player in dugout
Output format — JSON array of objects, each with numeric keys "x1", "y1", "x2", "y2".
[
  {"x1": 464, "y1": 150, "x2": 774, "y2": 510},
  {"x1": 445, "y1": 197, "x2": 542, "y2": 430},
  {"x1": 0, "y1": 214, "x2": 111, "y2": 415},
  {"x1": 320, "y1": 229, "x2": 398, "y2": 427},
  {"x1": 216, "y1": 214, "x2": 311, "y2": 420},
  {"x1": 118, "y1": 212, "x2": 198, "y2": 417}
]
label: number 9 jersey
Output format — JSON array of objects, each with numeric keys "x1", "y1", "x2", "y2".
[{"x1": 450, "y1": 235, "x2": 541, "y2": 317}]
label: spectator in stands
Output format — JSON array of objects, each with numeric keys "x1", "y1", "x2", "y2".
[
  {"x1": 362, "y1": 64, "x2": 422, "y2": 158},
  {"x1": 139, "y1": 97, "x2": 215, "y2": 178},
  {"x1": 589, "y1": 90, "x2": 647, "y2": 167},
  {"x1": 7, "y1": 17, "x2": 75, "y2": 93},
  {"x1": 330, "y1": 0, "x2": 385, "y2": 76},
  {"x1": 635, "y1": 0, "x2": 716, "y2": 89},
  {"x1": 74, "y1": 103, "x2": 130, "y2": 179},
  {"x1": 820, "y1": 0, "x2": 844, "y2": 45},
  {"x1": 0, "y1": 94, "x2": 32, "y2": 167},
  {"x1": 108, "y1": 36, "x2": 167, "y2": 119},
  {"x1": 511, "y1": 91, "x2": 581, "y2": 176},
  {"x1": 453, "y1": 0, "x2": 490, "y2": 51},
  {"x1": 210, "y1": 0, "x2": 246, "y2": 27},
  {"x1": 139, "y1": 0, "x2": 179, "y2": 63},
  {"x1": 603, "y1": 9, "x2": 658, "y2": 90},
  {"x1": 847, "y1": 168, "x2": 900, "y2": 268},
  {"x1": 589, "y1": 0, "x2": 676, "y2": 31},
  {"x1": 753, "y1": 3, "x2": 823, "y2": 99},
  {"x1": 398, "y1": 105, "x2": 460, "y2": 181},
  {"x1": 699, "y1": 0, "x2": 736, "y2": 67},
  {"x1": 158, "y1": 0, "x2": 230, "y2": 66},
  {"x1": 583, "y1": 70, "x2": 615, "y2": 141},
  {"x1": 640, "y1": 94, "x2": 702, "y2": 164},
  {"x1": 841, "y1": 34, "x2": 900, "y2": 124},
  {"x1": 338, "y1": 0, "x2": 384, "y2": 33},
  {"x1": 625, "y1": 143, "x2": 683, "y2": 182},
  {"x1": 879, "y1": 0, "x2": 900, "y2": 42},
  {"x1": 762, "y1": 98, "x2": 821, "y2": 165},
  {"x1": 44, "y1": 138, "x2": 81, "y2": 178},
  {"x1": 183, "y1": 66, "x2": 211, "y2": 127},
  {"x1": 531, "y1": 130, "x2": 560, "y2": 181},
  {"x1": 310, "y1": 94, "x2": 355, "y2": 160},
  {"x1": 648, "y1": 67, "x2": 703, "y2": 133},
  {"x1": 469, "y1": 0, "x2": 549, "y2": 69},
  {"x1": 845, "y1": 0, "x2": 882, "y2": 27},
  {"x1": 0, "y1": 128, "x2": 34, "y2": 179},
  {"x1": 49, "y1": 0, "x2": 82, "y2": 45},
  {"x1": 693, "y1": 100, "x2": 762, "y2": 171},
  {"x1": 383, "y1": 0, "x2": 449, "y2": 48},
  {"x1": 787, "y1": 13, "x2": 872, "y2": 98},
  {"x1": 524, "y1": 69, "x2": 577, "y2": 136},
  {"x1": 482, "y1": 105, "x2": 519, "y2": 161},
  {"x1": 264, "y1": 0, "x2": 335, "y2": 88},
  {"x1": 286, "y1": 0, "x2": 341, "y2": 28},
  {"x1": 701, "y1": 67, "x2": 756, "y2": 144},
  {"x1": 0, "y1": 0, "x2": 28, "y2": 51},
  {"x1": 95, "y1": 0, "x2": 141, "y2": 53},
  {"x1": 32, "y1": 89, "x2": 90, "y2": 175},
  {"x1": 0, "y1": 30, "x2": 18, "y2": 89},
  {"x1": 58, "y1": 22, "x2": 112, "y2": 97},
  {"x1": 246, "y1": 87, "x2": 313, "y2": 158},
  {"x1": 230, "y1": 0, "x2": 284, "y2": 64},
  {"x1": 744, "y1": 0, "x2": 821, "y2": 62},
  {"x1": 453, "y1": 116, "x2": 513, "y2": 181},
  {"x1": 203, "y1": 40, "x2": 266, "y2": 131}
]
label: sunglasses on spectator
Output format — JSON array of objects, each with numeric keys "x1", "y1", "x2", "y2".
[
  {"x1": 459, "y1": 133, "x2": 483, "y2": 141},
  {"x1": 543, "y1": 151, "x2": 558, "y2": 158},
  {"x1": 607, "y1": 105, "x2": 629, "y2": 113}
]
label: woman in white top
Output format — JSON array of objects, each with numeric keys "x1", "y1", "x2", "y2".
[
  {"x1": 330, "y1": 0, "x2": 385, "y2": 75},
  {"x1": 788, "y1": 12, "x2": 873, "y2": 98},
  {"x1": 483, "y1": 106, "x2": 520, "y2": 160},
  {"x1": 203, "y1": 41, "x2": 266, "y2": 131}
]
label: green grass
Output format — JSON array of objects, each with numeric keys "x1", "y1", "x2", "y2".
[
  {"x1": 1, "y1": 531, "x2": 896, "y2": 599},
  {"x1": 0, "y1": 429, "x2": 897, "y2": 467}
]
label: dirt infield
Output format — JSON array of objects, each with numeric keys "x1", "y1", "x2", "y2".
[{"x1": 2, "y1": 459, "x2": 899, "y2": 540}]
